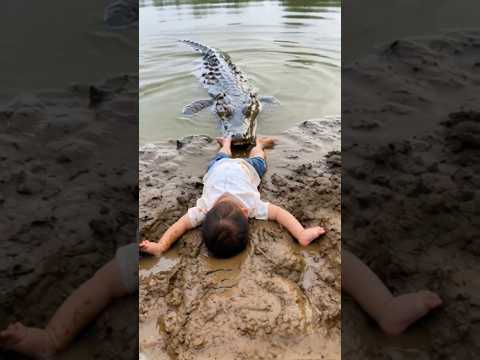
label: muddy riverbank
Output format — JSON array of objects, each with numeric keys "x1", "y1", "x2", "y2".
[
  {"x1": 0, "y1": 75, "x2": 138, "y2": 360},
  {"x1": 139, "y1": 117, "x2": 341, "y2": 360},
  {"x1": 342, "y1": 30, "x2": 480, "y2": 359}
]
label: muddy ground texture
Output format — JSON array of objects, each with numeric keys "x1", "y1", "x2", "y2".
[
  {"x1": 139, "y1": 118, "x2": 341, "y2": 360},
  {"x1": 342, "y1": 31, "x2": 480, "y2": 359},
  {"x1": 0, "y1": 76, "x2": 138, "y2": 360}
]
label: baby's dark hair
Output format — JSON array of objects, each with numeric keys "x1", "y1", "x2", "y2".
[{"x1": 202, "y1": 201, "x2": 249, "y2": 258}]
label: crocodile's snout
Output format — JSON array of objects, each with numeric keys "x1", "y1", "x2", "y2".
[
  {"x1": 220, "y1": 100, "x2": 259, "y2": 145},
  {"x1": 230, "y1": 132, "x2": 255, "y2": 145},
  {"x1": 224, "y1": 117, "x2": 256, "y2": 145}
]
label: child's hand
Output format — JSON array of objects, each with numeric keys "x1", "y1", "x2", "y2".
[
  {"x1": 139, "y1": 240, "x2": 165, "y2": 256},
  {"x1": 298, "y1": 226, "x2": 326, "y2": 246}
]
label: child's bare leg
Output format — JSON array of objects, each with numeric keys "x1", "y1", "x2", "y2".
[
  {"x1": 216, "y1": 136, "x2": 232, "y2": 156},
  {"x1": 0, "y1": 259, "x2": 128, "y2": 358},
  {"x1": 249, "y1": 137, "x2": 276, "y2": 160},
  {"x1": 343, "y1": 249, "x2": 442, "y2": 335}
]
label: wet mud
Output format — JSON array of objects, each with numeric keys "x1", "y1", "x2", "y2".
[
  {"x1": 342, "y1": 30, "x2": 480, "y2": 358},
  {"x1": 139, "y1": 118, "x2": 341, "y2": 359},
  {"x1": 0, "y1": 76, "x2": 138, "y2": 359}
]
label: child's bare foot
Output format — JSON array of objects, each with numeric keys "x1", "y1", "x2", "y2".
[
  {"x1": 256, "y1": 137, "x2": 277, "y2": 149},
  {"x1": 298, "y1": 226, "x2": 326, "y2": 246},
  {"x1": 377, "y1": 290, "x2": 443, "y2": 335},
  {"x1": 216, "y1": 136, "x2": 232, "y2": 148},
  {"x1": 139, "y1": 240, "x2": 165, "y2": 256},
  {"x1": 0, "y1": 322, "x2": 56, "y2": 359}
]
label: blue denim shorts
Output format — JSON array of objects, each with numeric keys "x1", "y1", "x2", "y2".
[{"x1": 207, "y1": 152, "x2": 267, "y2": 177}]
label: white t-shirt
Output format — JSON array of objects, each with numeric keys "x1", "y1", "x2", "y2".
[{"x1": 187, "y1": 158, "x2": 269, "y2": 227}]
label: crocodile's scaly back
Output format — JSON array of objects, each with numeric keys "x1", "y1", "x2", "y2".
[
  {"x1": 180, "y1": 40, "x2": 251, "y2": 96},
  {"x1": 180, "y1": 40, "x2": 261, "y2": 145}
]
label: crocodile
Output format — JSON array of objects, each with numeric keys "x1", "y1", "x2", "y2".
[{"x1": 180, "y1": 40, "x2": 279, "y2": 145}]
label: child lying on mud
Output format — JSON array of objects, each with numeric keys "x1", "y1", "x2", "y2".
[
  {"x1": 343, "y1": 249, "x2": 443, "y2": 335},
  {"x1": 0, "y1": 244, "x2": 137, "y2": 359},
  {"x1": 140, "y1": 136, "x2": 326, "y2": 257}
]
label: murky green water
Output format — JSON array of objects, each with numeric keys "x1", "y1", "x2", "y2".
[{"x1": 140, "y1": 0, "x2": 341, "y2": 144}]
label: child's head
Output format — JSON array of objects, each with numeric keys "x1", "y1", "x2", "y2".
[{"x1": 202, "y1": 194, "x2": 249, "y2": 258}]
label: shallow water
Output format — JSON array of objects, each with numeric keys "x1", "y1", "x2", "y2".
[{"x1": 139, "y1": 0, "x2": 341, "y2": 144}]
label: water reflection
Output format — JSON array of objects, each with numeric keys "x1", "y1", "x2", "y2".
[
  {"x1": 144, "y1": 0, "x2": 259, "y2": 8},
  {"x1": 143, "y1": 0, "x2": 341, "y2": 11},
  {"x1": 141, "y1": 0, "x2": 340, "y2": 25},
  {"x1": 280, "y1": 0, "x2": 340, "y2": 12},
  {"x1": 283, "y1": 14, "x2": 326, "y2": 19}
]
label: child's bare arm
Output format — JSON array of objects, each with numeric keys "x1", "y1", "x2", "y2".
[
  {"x1": 139, "y1": 213, "x2": 193, "y2": 256},
  {"x1": 0, "y1": 259, "x2": 129, "y2": 357},
  {"x1": 48, "y1": 259, "x2": 129, "y2": 350},
  {"x1": 268, "y1": 204, "x2": 325, "y2": 246}
]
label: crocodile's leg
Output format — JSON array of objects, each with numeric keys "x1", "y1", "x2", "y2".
[
  {"x1": 182, "y1": 99, "x2": 214, "y2": 116},
  {"x1": 259, "y1": 96, "x2": 280, "y2": 105}
]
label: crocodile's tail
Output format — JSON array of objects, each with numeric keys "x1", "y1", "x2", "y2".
[{"x1": 179, "y1": 40, "x2": 213, "y2": 55}]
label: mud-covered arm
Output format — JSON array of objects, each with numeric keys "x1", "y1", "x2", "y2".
[
  {"x1": 139, "y1": 213, "x2": 194, "y2": 256},
  {"x1": 267, "y1": 204, "x2": 325, "y2": 247}
]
